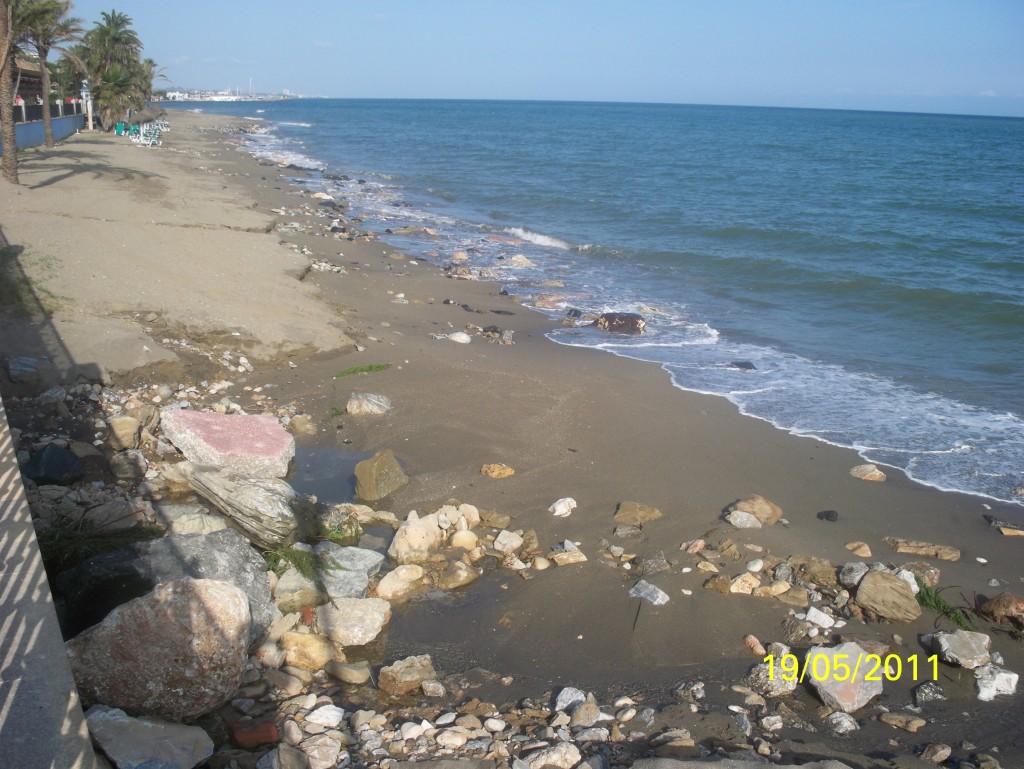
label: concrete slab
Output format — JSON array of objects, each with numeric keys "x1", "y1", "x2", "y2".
[{"x1": 0, "y1": 396, "x2": 97, "y2": 768}]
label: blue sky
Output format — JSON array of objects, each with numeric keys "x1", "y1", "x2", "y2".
[{"x1": 67, "y1": 0, "x2": 1024, "y2": 117}]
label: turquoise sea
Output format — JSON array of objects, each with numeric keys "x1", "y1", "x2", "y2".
[{"x1": 174, "y1": 100, "x2": 1024, "y2": 507}]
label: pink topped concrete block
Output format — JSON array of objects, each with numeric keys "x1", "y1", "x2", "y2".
[{"x1": 161, "y1": 409, "x2": 295, "y2": 478}]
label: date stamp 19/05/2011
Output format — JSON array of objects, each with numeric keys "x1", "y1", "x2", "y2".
[{"x1": 764, "y1": 653, "x2": 940, "y2": 684}]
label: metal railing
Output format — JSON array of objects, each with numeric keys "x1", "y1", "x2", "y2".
[{"x1": 13, "y1": 100, "x2": 84, "y2": 124}]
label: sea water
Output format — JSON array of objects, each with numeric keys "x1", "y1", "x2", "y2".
[{"x1": 176, "y1": 100, "x2": 1024, "y2": 506}]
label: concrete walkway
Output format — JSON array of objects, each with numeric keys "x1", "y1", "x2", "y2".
[{"x1": 0, "y1": 396, "x2": 96, "y2": 768}]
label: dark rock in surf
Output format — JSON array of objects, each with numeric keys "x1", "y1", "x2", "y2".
[{"x1": 592, "y1": 312, "x2": 647, "y2": 335}]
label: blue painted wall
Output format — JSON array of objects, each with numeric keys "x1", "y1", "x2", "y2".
[{"x1": 0, "y1": 115, "x2": 86, "y2": 155}]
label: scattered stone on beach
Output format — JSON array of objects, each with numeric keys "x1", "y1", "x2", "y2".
[
  {"x1": 591, "y1": 312, "x2": 647, "y2": 335},
  {"x1": 280, "y1": 631, "x2": 338, "y2": 671},
  {"x1": 913, "y1": 681, "x2": 947, "y2": 706},
  {"x1": 85, "y1": 705, "x2": 214, "y2": 769},
  {"x1": 153, "y1": 501, "x2": 227, "y2": 535},
  {"x1": 630, "y1": 579, "x2": 670, "y2": 605},
  {"x1": 984, "y1": 514, "x2": 1024, "y2": 536},
  {"x1": 548, "y1": 497, "x2": 577, "y2": 517},
  {"x1": 317, "y1": 597, "x2": 391, "y2": 647},
  {"x1": 110, "y1": 448, "x2": 148, "y2": 480},
  {"x1": 346, "y1": 392, "x2": 392, "y2": 416},
  {"x1": 481, "y1": 462, "x2": 515, "y2": 478},
  {"x1": 920, "y1": 744, "x2": 953, "y2": 764},
  {"x1": 388, "y1": 510, "x2": 446, "y2": 563},
  {"x1": 354, "y1": 448, "x2": 409, "y2": 501},
  {"x1": 844, "y1": 541, "x2": 872, "y2": 558},
  {"x1": 854, "y1": 570, "x2": 922, "y2": 622},
  {"x1": 447, "y1": 331, "x2": 473, "y2": 343},
  {"x1": 979, "y1": 592, "x2": 1024, "y2": 627},
  {"x1": 850, "y1": 463, "x2": 886, "y2": 482},
  {"x1": 613, "y1": 501, "x2": 664, "y2": 527},
  {"x1": 160, "y1": 408, "x2": 295, "y2": 478},
  {"x1": 816, "y1": 509, "x2": 839, "y2": 522},
  {"x1": 884, "y1": 536, "x2": 960, "y2": 561},
  {"x1": 106, "y1": 414, "x2": 142, "y2": 450},
  {"x1": 188, "y1": 465, "x2": 299, "y2": 549},
  {"x1": 67, "y1": 578, "x2": 250, "y2": 721},
  {"x1": 931, "y1": 629, "x2": 992, "y2": 669},
  {"x1": 974, "y1": 663, "x2": 1019, "y2": 701},
  {"x1": 825, "y1": 711, "x2": 860, "y2": 735},
  {"x1": 725, "y1": 494, "x2": 783, "y2": 526},
  {"x1": 725, "y1": 511, "x2": 762, "y2": 529},
  {"x1": 879, "y1": 712, "x2": 926, "y2": 733},
  {"x1": 374, "y1": 564, "x2": 427, "y2": 600},
  {"x1": 24, "y1": 442, "x2": 84, "y2": 485},
  {"x1": 378, "y1": 654, "x2": 438, "y2": 696},
  {"x1": 805, "y1": 642, "x2": 883, "y2": 713}
]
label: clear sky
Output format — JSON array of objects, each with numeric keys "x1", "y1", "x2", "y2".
[{"x1": 67, "y1": 0, "x2": 1024, "y2": 117}]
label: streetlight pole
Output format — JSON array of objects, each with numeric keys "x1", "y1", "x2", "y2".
[{"x1": 80, "y1": 81, "x2": 93, "y2": 131}]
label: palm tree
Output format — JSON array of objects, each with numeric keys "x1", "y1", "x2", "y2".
[
  {"x1": 83, "y1": 9, "x2": 144, "y2": 129},
  {"x1": 20, "y1": 0, "x2": 82, "y2": 147},
  {"x1": 0, "y1": 0, "x2": 18, "y2": 183}
]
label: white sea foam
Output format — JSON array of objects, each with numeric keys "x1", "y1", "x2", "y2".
[
  {"x1": 503, "y1": 227, "x2": 572, "y2": 250},
  {"x1": 280, "y1": 121, "x2": 313, "y2": 128}
]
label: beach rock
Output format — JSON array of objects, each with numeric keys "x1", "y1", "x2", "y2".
[
  {"x1": 880, "y1": 712, "x2": 926, "y2": 733},
  {"x1": 274, "y1": 566, "x2": 326, "y2": 613},
  {"x1": 850, "y1": 463, "x2": 886, "y2": 481},
  {"x1": 614, "y1": 501, "x2": 664, "y2": 526},
  {"x1": 633, "y1": 761, "x2": 854, "y2": 769},
  {"x1": 481, "y1": 462, "x2": 515, "y2": 478},
  {"x1": 549, "y1": 497, "x2": 577, "y2": 517},
  {"x1": 313, "y1": 542, "x2": 385, "y2": 600},
  {"x1": 375, "y1": 564, "x2": 426, "y2": 600},
  {"x1": 388, "y1": 510, "x2": 446, "y2": 563},
  {"x1": 845, "y1": 541, "x2": 872, "y2": 558},
  {"x1": 493, "y1": 529, "x2": 525, "y2": 554},
  {"x1": 920, "y1": 744, "x2": 953, "y2": 764},
  {"x1": 838, "y1": 562, "x2": 870, "y2": 588},
  {"x1": 726, "y1": 494, "x2": 783, "y2": 526},
  {"x1": 67, "y1": 578, "x2": 250, "y2": 721},
  {"x1": 805, "y1": 642, "x2": 883, "y2": 713},
  {"x1": 431, "y1": 560, "x2": 481, "y2": 589},
  {"x1": 24, "y1": 443, "x2": 84, "y2": 485},
  {"x1": 913, "y1": 681, "x2": 946, "y2": 706},
  {"x1": 257, "y1": 744, "x2": 309, "y2": 769},
  {"x1": 325, "y1": 660, "x2": 372, "y2": 685},
  {"x1": 346, "y1": 392, "x2": 392, "y2": 416},
  {"x1": 153, "y1": 502, "x2": 227, "y2": 535},
  {"x1": 317, "y1": 597, "x2": 391, "y2": 647},
  {"x1": 931, "y1": 630, "x2": 991, "y2": 669},
  {"x1": 107, "y1": 415, "x2": 142, "y2": 450},
  {"x1": 523, "y1": 742, "x2": 582, "y2": 769},
  {"x1": 160, "y1": 409, "x2": 295, "y2": 478},
  {"x1": 281, "y1": 631, "x2": 338, "y2": 671},
  {"x1": 723, "y1": 510, "x2": 762, "y2": 530},
  {"x1": 82, "y1": 499, "x2": 137, "y2": 531},
  {"x1": 7, "y1": 355, "x2": 43, "y2": 387},
  {"x1": 855, "y1": 570, "x2": 922, "y2": 622},
  {"x1": 825, "y1": 711, "x2": 859, "y2": 735},
  {"x1": 84, "y1": 705, "x2": 214, "y2": 769},
  {"x1": 630, "y1": 580, "x2": 670, "y2": 605},
  {"x1": 354, "y1": 449, "x2": 408, "y2": 501},
  {"x1": 288, "y1": 414, "x2": 317, "y2": 436},
  {"x1": 884, "y1": 536, "x2": 960, "y2": 561},
  {"x1": 745, "y1": 649, "x2": 798, "y2": 698},
  {"x1": 188, "y1": 465, "x2": 299, "y2": 549},
  {"x1": 975, "y1": 663, "x2": 1019, "y2": 701},
  {"x1": 592, "y1": 312, "x2": 646, "y2": 335},
  {"x1": 729, "y1": 573, "x2": 761, "y2": 594},
  {"x1": 110, "y1": 449, "x2": 148, "y2": 480},
  {"x1": 979, "y1": 592, "x2": 1024, "y2": 627},
  {"x1": 300, "y1": 734, "x2": 342, "y2": 769},
  {"x1": 448, "y1": 331, "x2": 473, "y2": 343},
  {"x1": 59, "y1": 528, "x2": 273, "y2": 646},
  {"x1": 379, "y1": 654, "x2": 437, "y2": 696}
]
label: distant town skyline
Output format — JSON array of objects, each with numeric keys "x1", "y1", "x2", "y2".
[{"x1": 68, "y1": 0, "x2": 1024, "y2": 118}]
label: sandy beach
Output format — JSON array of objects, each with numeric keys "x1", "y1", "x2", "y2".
[{"x1": 2, "y1": 111, "x2": 1022, "y2": 765}]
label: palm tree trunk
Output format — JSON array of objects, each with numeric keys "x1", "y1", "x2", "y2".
[
  {"x1": 0, "y1": 1, "x2": 19, "y2": 184},
  {"x1": 39, "y1": 44, "x2": 54, "y2": 147}
]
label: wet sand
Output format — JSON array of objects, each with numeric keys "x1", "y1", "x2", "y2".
[{"x1": 2, "y1": 110, "x2": 1022, "y2": 762}]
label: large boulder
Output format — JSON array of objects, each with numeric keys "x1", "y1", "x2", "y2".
[
  {"x1": 67, "y1": 578, "x2": 250, "y2": 721},
  {"x1": 931, "y1": 630, "x2": 991, "y2": 669},
  {"x1": 388, "y1": 510, "x2": 446, "y2": 564},
  {"x1": 85, "y1": 705, "x2": 214, "y2": 769},
  {"x1": 160, "y1": 408, "x2": 295, "y2": 478},
  {"x1": 23, "y1": 443, "x2": 84, "y2": 485},
  {"x1": 354, "y1": 449, "x2": 409, "y2": 502},
  {"x1": 855, "y1": 570, "x2": 922, "y2": 622},
  {"x1": 58, "y1": 529, "x2": 274, "y2": 646},
  {"x1": 188, "y1": 464, "x2": 299, "y2": 549}
]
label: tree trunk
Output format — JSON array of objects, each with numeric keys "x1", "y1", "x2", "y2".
[
  {"x1": 39, "y1": 44, "x2": 54, "y2": 148},
  {"x1": 0, "y1": 1, "x2": 19, "y2": 184}
]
